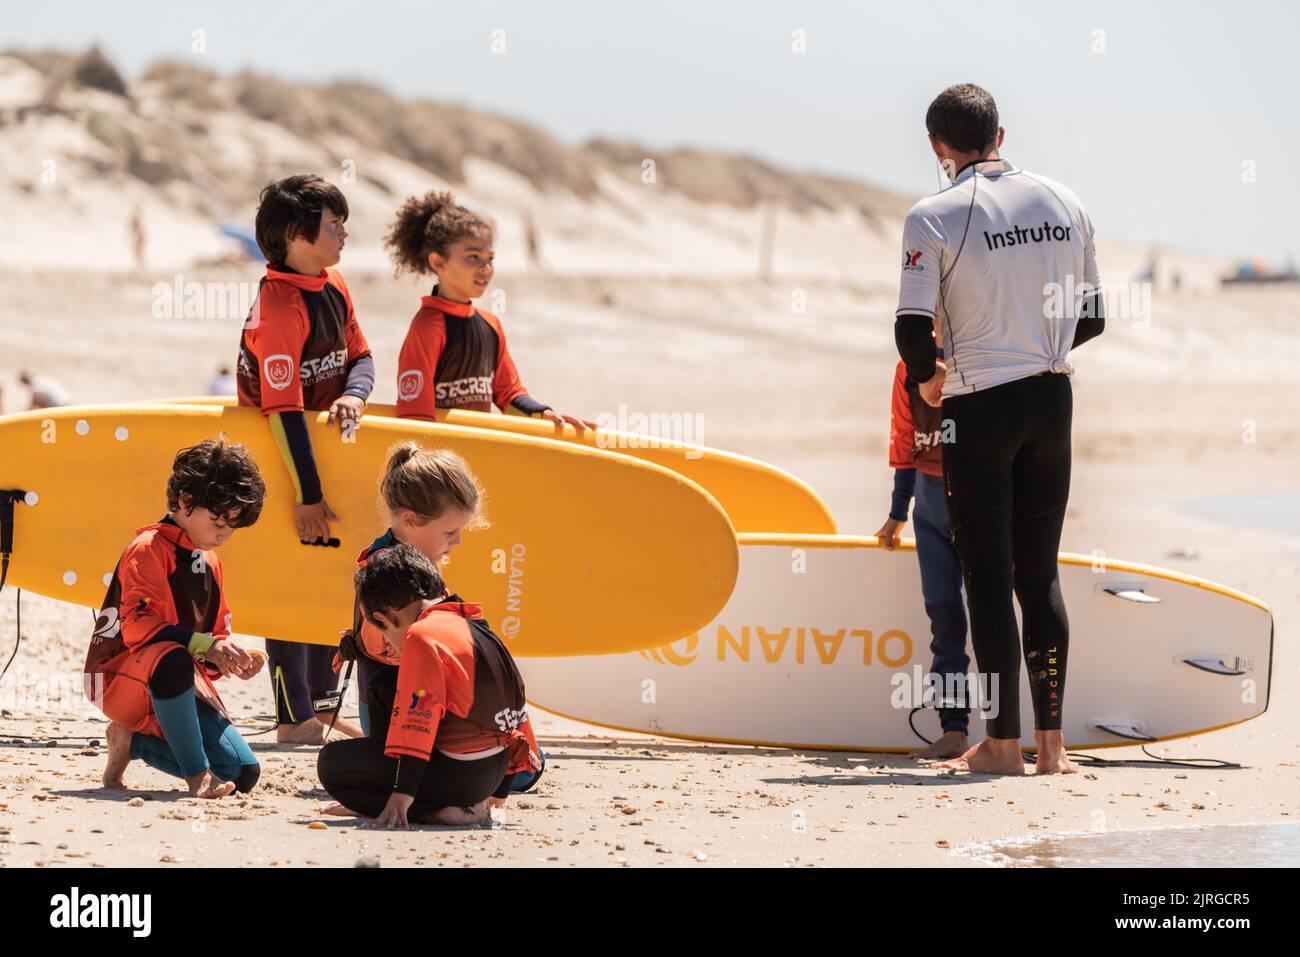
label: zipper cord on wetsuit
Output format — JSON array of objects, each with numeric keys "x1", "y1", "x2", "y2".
[
  {"x1": 908, "y1": 707, "x2": 1241, "y2": 769},
  {"x1": 934, "y1": 159, "x2": 985, "y2": 392}
]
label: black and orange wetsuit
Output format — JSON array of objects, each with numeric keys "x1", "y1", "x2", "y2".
[
  {"x1": 85, "y1": 517, "x2": 232, "y2": 738},
  {"x1": 317, "y1": 600, "x2": 542, "y2": 817},
  {"x1": 336, "y1": 529, "x2": 543, "y2": 791},
  {"x1": 236, "y1": 263, "x2": 375, "y2": 725},
  {"x1": 395, "y1": 288, "x2": 549, "y2": 419}
]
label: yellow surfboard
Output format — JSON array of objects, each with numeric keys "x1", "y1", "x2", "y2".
[
  {"x1": 152, "y1": 396, "x2": 837, "y2": 534},
  {"x1": 0, "y1": 404, "x2": 739, "y2": 656}
]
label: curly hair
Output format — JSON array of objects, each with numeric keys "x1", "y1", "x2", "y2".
[
  {"x1": 166, "y1": 437, "x2": 266, "y2": 527},
  {"x1": 383, "y1": 190, "x2": 493, "y2": 276},
  {"x1": 925, "y1": 83, "x2": 999, "y2": 154}
]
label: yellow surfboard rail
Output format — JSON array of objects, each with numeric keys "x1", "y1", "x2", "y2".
[
  {"x1": 0, "y1": 403, "x2": 740, "y2": 656},
  {"x1": 150, "y1": 395, "x2": 838, "y2": 535}
]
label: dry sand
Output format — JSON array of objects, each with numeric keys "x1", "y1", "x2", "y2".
[{"x1": 2, "y1": 268, "x2": 1298, "y2": 867}]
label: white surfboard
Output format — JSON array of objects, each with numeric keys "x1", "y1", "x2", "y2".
[{"x1": 521, "y1": 534, "x2": 1274, "y2": 752}]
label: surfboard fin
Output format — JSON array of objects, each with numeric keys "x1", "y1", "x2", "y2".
[
  {"x1": 1175, "y1": 655, "x2": 1251, "y2": 676},
  {"x1": 1097, "y1": 583, "x2": 1163, "y2": 603},
  {"x1": 1088, "y1": 720, "x2": 1156, "y2": 742}
]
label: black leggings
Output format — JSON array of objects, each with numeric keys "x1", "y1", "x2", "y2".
[
  {"x1": 941, "y1": 372, "x2": 1072, "y2": 739},
  {"x1": 316, "y1": 667, "x2": 509, "y2": 818}
]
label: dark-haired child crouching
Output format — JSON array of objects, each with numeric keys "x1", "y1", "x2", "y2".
[{"x1": 86, "y1": 438, "x2": 268, "y2": 798}]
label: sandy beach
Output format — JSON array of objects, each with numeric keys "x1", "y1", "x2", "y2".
[{"x1": 3, "y1": 268, "x2": 1297, "y2": 867}]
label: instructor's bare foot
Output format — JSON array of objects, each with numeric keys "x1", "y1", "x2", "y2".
[
  {"x1": 321, "y1": 802, "x2": 361, "y2": 817},
  {"x1": 102, "y1": 721, "x2": 133, "y2": 789},
  {"x1": 909, "y1": 730, "x2": 969, "y2": 761},
  {"x1": 1033, "y1": 730, "x2": 1080, "y2": 775},
  {"x1": 185, "y1": 769, "x2": 236, "y2": 799},
  {"x1": 422, "y1": 801, "x2": 491, "y2": 826},
  {"x1": 934, "y1": 737, "x2": 1026, "y2": 775}
]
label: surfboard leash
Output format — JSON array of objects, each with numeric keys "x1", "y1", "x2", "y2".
[
  {"x1": 0, "y1": 489, "x2": 26, "y2": 684},
  {"x1": 908, "y1": 708, "x2": 1241, "y2": 770}
]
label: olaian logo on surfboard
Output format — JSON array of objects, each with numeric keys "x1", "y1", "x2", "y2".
[
  {"x1": 641, "y1": 626, "x2": 914, "y2": 667},
  {"x1": 494, "y1": 544, "x2": 526, "y2": 639}
]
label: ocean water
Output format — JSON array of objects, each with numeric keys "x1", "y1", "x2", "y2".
[{"x1": 956, "y1": 822, "x2": 1300, "y2": 867}]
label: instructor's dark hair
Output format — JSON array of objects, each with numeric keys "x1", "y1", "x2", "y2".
[
  {"x1": 355, "y1": 544, "x2": 448, "y2": 624},
  {"x1": 254, "y1": 174, "x2": 349, "y2": 264},
  {"x1": 166, "y1": 437, "x2": 266, "y2": 528},
  {"x1": 384, "y1": 190, "x2": 493, "y2": 276},
  {"x1": 925, "y1": 84, "x2": 999, "y2": 154}
]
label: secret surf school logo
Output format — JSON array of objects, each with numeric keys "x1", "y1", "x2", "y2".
[
  {"x1": 263, "y1": 354, "x2": 296, "y2": 390},
  {"x1": 903, "y1": 249, "x2": 924, "y2": 271},
  {"x1": 397, "y1": 369, "x2": 424, "y2": 402}
]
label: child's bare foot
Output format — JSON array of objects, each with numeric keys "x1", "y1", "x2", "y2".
[
  {"x1": 934, "y1": 737, "x2": 1026, "y2": 775},
  {"x1": 421, "y1": 801, "x2": 491, "y2": 826},
  {"x1": 185, "y1": 769, "x2": 236, "y2": 799},
  {"x1": 321, "y1": 802, "x2": 361, "y2": 817},
  {"x1": 908, "y1": 730, "x2": 969, "y2": 760},
  {"x1": 102, "y1": 721, "x2": 134, "y2": 789},
  {"x1": 1033, "y1": 730, "x2": 1080, "y2": 775},
  {"x1": 276, "y1": 719, "x2": 330, "y2": 745},
  {"x1": 316, "y1": 714, "x2": 363, "y2": 739}
]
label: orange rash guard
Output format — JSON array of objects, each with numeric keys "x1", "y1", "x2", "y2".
[{"x1": 84, "y1": 518, "x2": 232, "y2": 738}]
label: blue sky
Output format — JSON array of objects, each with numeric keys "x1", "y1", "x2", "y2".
[{"x1": 5, "y1": 0, "x2": 1297, "y2": 261}]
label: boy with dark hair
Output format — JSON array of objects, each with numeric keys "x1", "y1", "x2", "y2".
[
  {"x1": 317, "y1": 545, "x2": 540, "y2": 828},
  {"x1": 237, "y1": 173, "x2": 374, "y2": 743},
  {"x1": 88, "y1": 438, "x2": 267, "y2": 797}
]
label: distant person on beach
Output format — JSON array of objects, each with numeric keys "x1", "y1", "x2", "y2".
[
  {"x1": 209, "y1": 366, "x2": 236, "y2": 396},
  {"x1": 876, "y1": 320, "x2": 971, "y2": 760},
  {"x1": 894, "y1": 83, "x2": 1105, "y2": 775},
  {"x1": 384, "y1": 191, "x2": 593, "y2": 429},
  {"x1": 18, "y1": 370, "x2": 72, "y2": 409},
  {"x1": 235, "y1": 174, "x2": 375, "y2": 744},
  {"x1": 128, "y1": 206, "x2": 147, "y2": 271}
]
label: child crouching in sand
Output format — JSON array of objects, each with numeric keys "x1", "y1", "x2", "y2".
[
  {"x1": 86, "y1": 438, "x2": 267, "y2": 798},
  {"x1": 318, "y1": 544, "x2": 539, "y2": 827}
]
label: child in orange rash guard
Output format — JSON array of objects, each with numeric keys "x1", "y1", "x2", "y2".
[
  {"x1": 87, "y1": 439, "x2": 267, "y2": 798},
  {"x1": 384, "y1": 191, "x2": 593, "y2": 429},
  {"x1": 236, "y1": 174, "x2": 372, "y2": 744},
  {"x1": 330, "y1": 442, "x2": 545, "y2": 795},
  {"x1": 317, "y1": 545, "x2": 540, "y2": 828}
]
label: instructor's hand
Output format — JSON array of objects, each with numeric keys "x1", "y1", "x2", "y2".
[
  {"x1": 919, "y1": 361, "x2": 947, "y2": 408},
  {"x1": 371, "y1": 792, "x2": 414, "y2": 829},
  {"x1": 296, "y1": 499, "x2": 338, "y2": 544},
  {"x1": 875, "y1": 518, "x2": 906, "y2": 550}
]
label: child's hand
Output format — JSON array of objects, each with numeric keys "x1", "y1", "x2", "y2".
[
  {"x1": 296, "y1": 499, "x2": 338, "y2": 544},
  {"x1": 328, "y1": 395, "x2": 366, "y2": 432},
  {"x1": 369, "y1": 792, "x2": 414, "y2": 829},
  {"x1": 206, "y1": 639, "x2": 253, "y2": 678},
  {"x1": 238, "y1": 648, "x2": 267, "y2": 680},
  {"x1": 875, "y1": 518, "x2": 905, "y2": 550},
  {"x1": 540, "y1": 409, "x2": 599, "y2": 432},
  {"x1": 918, "y1": 361, "x2": 947, "y2": 407}
]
